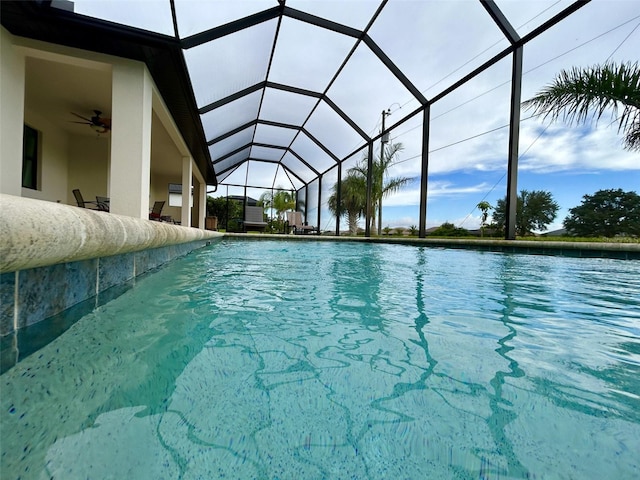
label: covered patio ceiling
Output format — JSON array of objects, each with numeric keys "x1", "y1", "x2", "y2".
[{"x1": 2, "y1": 0, "x2": 597, "y2": 237}]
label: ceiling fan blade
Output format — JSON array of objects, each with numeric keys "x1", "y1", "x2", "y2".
[
  {"x1": 71, "y1": 112, "x2": 92, "y2": 122},
  {"x1": 70, "y1": 121, "x2": 90, "y2": 124}
]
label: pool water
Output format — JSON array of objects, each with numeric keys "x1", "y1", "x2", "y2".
[{"x1": 2, "y1": 239, "x2": 639, "y2": 479}]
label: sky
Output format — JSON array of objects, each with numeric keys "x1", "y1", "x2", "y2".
[{"x1": 71, "y1": 0, "x2": 640, "y2": 233}]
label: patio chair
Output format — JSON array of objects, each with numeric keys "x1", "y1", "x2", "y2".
[
  {"x1": 287, "y1": 211, "x2": 317, "y2": 234},
  {"x1": 96, "y1": 196, "x2": 110, "y2": 212},
  {"x1": 149, "y1": 200, "x2": 165, "y2": 220},
  {"x1": 72, "y1": 189, "x2": 99, "y2": 210},
  {"x1": 242, "y1": 206, "x2": 267, "y2": 232}
]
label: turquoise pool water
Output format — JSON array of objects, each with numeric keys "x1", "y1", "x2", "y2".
[{"x1": 2, "y1": 239, "x2": 639, "y2": 479}]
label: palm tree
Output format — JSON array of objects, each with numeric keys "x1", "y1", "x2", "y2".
[
  {"x1": 523, "y1": 61, "x2": 640, "y2": 151},
  {"x1": 259, "y1": 188, "x2": 295, "y2": 221},
  {"x1": 349, "y1": 142, "x2": 412, "y2": 235},
  {"x1": 328, "y1": 172, "x2": 366, "y2": 235},
  {"x1": 476, "y1": 200, "x2": 492, "y2": 237}
]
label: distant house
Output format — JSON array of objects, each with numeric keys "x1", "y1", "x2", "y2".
[
  {"x1": 543, "y1": 228, "x2": 568, "y2": 236},
  {"x1": 226, "y1": 195, "x2": 261, "y2": 207}
]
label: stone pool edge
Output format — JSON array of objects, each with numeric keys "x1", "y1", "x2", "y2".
[{"x1": 0, "y1": 194, "x2": 222, "y2": 336}]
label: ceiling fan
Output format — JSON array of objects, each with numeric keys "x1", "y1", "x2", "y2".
[{"x1": 70, "y1": 110, "x2": 111, "y2": 134}]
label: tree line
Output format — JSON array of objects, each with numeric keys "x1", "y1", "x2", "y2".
[
  {"x1": 207, "y1": 186, "x2": 639, "y2": 238},
  {"x1": 478, "y1": 188, "x2": 640, "y2": 238}
]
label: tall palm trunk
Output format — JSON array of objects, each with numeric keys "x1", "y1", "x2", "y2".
[{"x1": 348, "y1": 211, "x2": 360, "y2": 235}]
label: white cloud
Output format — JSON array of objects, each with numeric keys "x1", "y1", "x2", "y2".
[
  {"x1": 520, "y1": 122, "x2": 640, "y2": 174},
  {"x1": 383, "y1": 180, "x2": 493, "y2": 207}
]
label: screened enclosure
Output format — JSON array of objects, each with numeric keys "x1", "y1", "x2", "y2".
[{"x1": 4, "y1": 0, "x2": 639, "y2": 237}]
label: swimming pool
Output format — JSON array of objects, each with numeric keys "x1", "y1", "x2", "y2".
[{"x1": 2, "y1": 239, "x2": 639, "y2": 479}]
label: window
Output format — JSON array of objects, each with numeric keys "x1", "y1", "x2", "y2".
[
  {"x1": 168, "y1": 183, "x2": 192, "y2": 207},
  {"x1": 22, "y1": 125, "x2": 39, "y2": 190}
]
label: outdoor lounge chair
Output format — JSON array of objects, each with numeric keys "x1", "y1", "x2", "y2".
[
  {"x1": 242, "y1": 206, "x2": 267, "y2": 232},
  {"x1": 96, "y1": 196, "x2": 110, "y2": 212},
  {"x1": 287, "y1": 211, "x2": 317, "y2": 234},
  {"x1": 149, "y1": 200, "x2": 165, "y2": 220},
  {"x1": 72, "y1": 189, "x2": 100, "y2": 210}
]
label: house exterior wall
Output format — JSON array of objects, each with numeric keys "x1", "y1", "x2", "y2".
[
  {"x1": 110, "y1": 60, "x2": 152, "y2": 218},
  {"x1": 0, "y1": 28, "x2": 208, "y2": 227},
  {"x1": 151, "y1": 172, "x2": 182, "y2": 222},
  {"x1": 67, "y1": 134, "x2": 109, "y2": 205},
  {"x1": 22, "y1": 106, "x2": 69, "y2": 203},
  {"x1": 0, "y1": 27, "x2": 25, "y2": 197}
]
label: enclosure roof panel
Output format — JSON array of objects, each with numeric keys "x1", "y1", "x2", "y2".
[
  {"x1": 174, "y1": 0, "x2": 275, "y2": 38},
  {"x1": 286, "y1": 0, "x2": 381, "y2": 30},
  {"x1": 253, "y1": 123, "x2": 299, "y2": 147},
  {"x1": 368, "y1": 1, "x2": 510, "y2": 100},
  {"x1": 209, "y1": 126, "x2": 256, "y2": 162},
  {"x1": 184, "y1": 19, "x2": 278, "y2": 109},
  {"x1": 1, "y1": 0, "x2": 593, "y2": 190},
  {"x1": 213, "y1": 147, "x2": 251, "y2": 176},
  {"x1": 494, "y1": 0, "x2": 569, "y2": 37},
  {"x1": 202, "y1": 90, "x2": 262, "y2": 143},
  {"x1": 268, "y1": 16, "x2": 358, "y2": 93}
]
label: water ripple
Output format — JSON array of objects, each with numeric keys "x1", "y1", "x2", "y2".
[{"x1": 2, "y1": 240, "x2": 639, "y2": 479}]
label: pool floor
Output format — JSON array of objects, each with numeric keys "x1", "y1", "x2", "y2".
[{"x1": 2, "y1": 239, "x2": 639, "y2": 479}]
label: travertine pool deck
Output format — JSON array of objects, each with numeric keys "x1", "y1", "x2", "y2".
[{"x1": 0, "y1": 194, "x2": 221, "y2": 336}]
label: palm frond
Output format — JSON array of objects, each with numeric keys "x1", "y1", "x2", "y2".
[
  {"x1": 625, "y1": 119, "x2": 640, "y2": 151},
  {"x1": 382, "y1": 176, "x2": 412, "y2": 198},
  {"x1": 523, "y1": 62, "x2": 640, "y2": 151}
]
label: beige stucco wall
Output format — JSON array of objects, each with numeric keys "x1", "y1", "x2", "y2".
[
  {"x1": 22, "y1": 106, "x2": 69, "y2": 203},
  {"x1": 150, "y1": 172, "x2": 182, "y2": 221},
  {"x1": 67, "y1": 134, "x2": 109, "y2": 205},
  {"x1": 0, "y1": 27, "x2": 25, "y2": 197}
]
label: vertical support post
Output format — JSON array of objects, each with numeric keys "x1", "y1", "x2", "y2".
[
  {"x1": 270, "y1": 186, "x2": 274, "y2": 222},
  {"x1": 242, "y1": 185, "x2": 248, "y2": 232},
  {"x1": 181, "y1": 156, "x2": 192, "y2": 227},
  {"x1": 197, "y1": 176, "x2": 206, "y2": 229},
  {"x1": 225, "y1": 185, "x2": 229, "y2": 230},
  {"x1": 419, "y1": 105, "x2": 431, "y2": 238},
  {"x1": 110, "y1": 61, "x2": 152, "y2": 218},
  {"x1": 335, "y1": 162, "x2": 342, "y2": 235},
  {"x1": 365, "y1": 142, "x2": 374, "y2": 237},
  {"x1": 505, "y1": 46, "x2": 523, "y2": 240},
  {"x1": 316, "y1": 175, "x2": 322, "y2": 235},
  {"x1": 243, "y1": 186, "x2": 248, "y2": 211},
  {"x1": 377, "y1": 110, "x2": 388, "y2": 236},
  {"x1": 303, "y1": 185, "x2": 308, "y2": 219}
]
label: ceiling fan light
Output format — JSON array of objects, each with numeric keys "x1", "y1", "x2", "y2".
[{"x1": 90, "y1": 123, "x2": 109, "y2": 134}]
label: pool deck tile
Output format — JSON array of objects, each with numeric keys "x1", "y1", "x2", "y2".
[
  {"x1": 0, "y1": 272, "x2": 15, "y2": 335},
  {"x1": 99, "y1": 253, "x2": 135, "y2": 293},
  {"x1": 16, "y1": 259, "x2": 97, "y2": 328}
]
